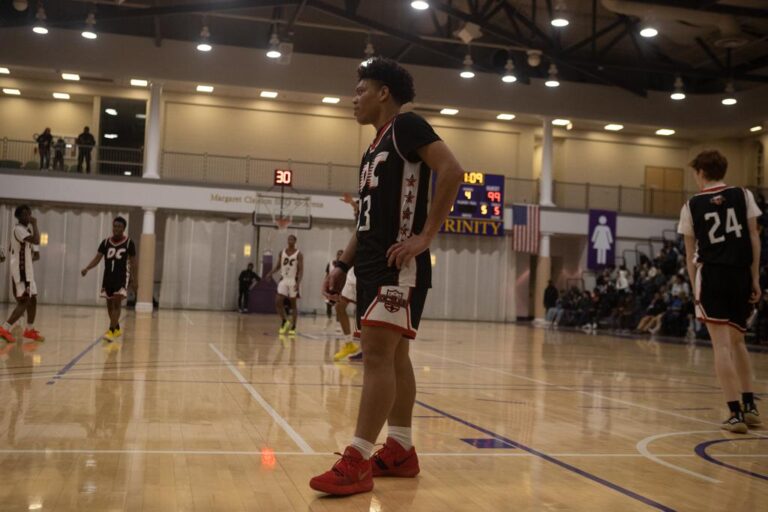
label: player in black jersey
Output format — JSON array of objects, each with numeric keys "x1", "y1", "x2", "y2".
[
  {"x1": 81, "y1": 217, "x2": 136, "y2": 341},
  {"x1": 678, "y1": 150, "x2": 762, "y2": 433},
  {"x1": 310, "y1": 58, "x2": 463, "y2": 496}
]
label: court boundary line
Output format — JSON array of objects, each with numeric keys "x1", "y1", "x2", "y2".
[
  {"x1": 45, "y1": 335, "x2": 103, "y2": 385},
  {"x1": 415, "y1": 399, "x2": 675, "y2": 512},
  {"x1": 635, "y1": 431, "x2": 722, "y2": 483},
  {"x1": 209, "y1": 343, "x2": 314, "y2": 454},
  {"x1": 412, "y1": 348, "x2": 768, "y2": 440}
]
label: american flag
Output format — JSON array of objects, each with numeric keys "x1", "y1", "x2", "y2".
[{"x1": 512, "y1": 204, "x2": 540, "y2": 254}]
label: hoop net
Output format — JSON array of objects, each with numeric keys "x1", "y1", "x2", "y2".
[{"x1": 275, "y1": 217, "x2": 292, "y2": 231}]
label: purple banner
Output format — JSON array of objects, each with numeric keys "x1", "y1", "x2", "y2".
[{"x1": 587, "y1": 209, "x2": 617, "y2": 270}]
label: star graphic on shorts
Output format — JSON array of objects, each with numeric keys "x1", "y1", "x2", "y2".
[
  {"x1": 400, "y1": 226, "x2": 409, "y2": 237},
  {"x1": 405, "y1": 191, "x2": 414, "y2": 203},
  {"x1": 402, "y1": 208, "x2": 412, "y2": 220},
  {"x1": 406, "y1": 175, "x2": 417, "y2": 187}
]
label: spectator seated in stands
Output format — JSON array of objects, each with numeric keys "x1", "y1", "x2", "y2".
[{"x1": 635, "y1": 292, "x2": 667, "y2": 333}]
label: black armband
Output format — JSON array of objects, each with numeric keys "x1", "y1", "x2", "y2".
[{"x1": 334, "y1": 260, "x2": 350, "y2": 273}]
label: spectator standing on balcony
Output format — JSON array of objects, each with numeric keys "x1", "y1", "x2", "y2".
[
  {"x1": 76, "y1": 126, "x2": 96, "y2": 174},
  {"x1": 52, "y1": 138, "x2": 66, "y2": 171},
  {"x1": 36, "y1": 128, "x2": 52, "y2": 170},
  {"x1": 543, "y1": 280, "x2": 558, "y2": 321}
]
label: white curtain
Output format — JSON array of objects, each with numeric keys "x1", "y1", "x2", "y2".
[
  {"x1": 160, "y1": 214, "x2": 258, "y2": 310},
  {"x1": 0, "y1": 203, "x2": 129, "y2": 305},
  {"x1": 425, "y1": 233, "x2": 516, "y2": 322}
]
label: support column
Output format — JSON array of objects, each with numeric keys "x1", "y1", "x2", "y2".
[
  {"x1": 540, "y1": 117, "x2": 555, "y2": 207},
  {"x1": 142, "y1": 82, "x2": 162, "y2": 180},
  {"x1": 135, "y1": 208, "x2": 156, "y2": 313},
  {"x1": 533, "y1": 232, "x2": 552, "y2": 323}
]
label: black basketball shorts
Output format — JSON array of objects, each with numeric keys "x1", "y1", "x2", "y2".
[{"x1": 695, "y1": 264, "x2": 753, "y2": 332}]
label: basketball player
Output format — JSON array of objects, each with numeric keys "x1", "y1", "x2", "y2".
[
  {"x1": 678, "y1": 150, "x2": 762, "y2": 433},
  {"x1": 81, "y1": 216, "x2": 136, "y2": 341},
  {"x1": 334, "y1": 198, "x2": 362, "y2": 361},
  {"x1": 310, "y1": 58, "x2": 463, "y2": 496},
  {"x1": 0, "y1": 205, "x2": 45, "y2": 343},
  {"x1": 325, "y1": 250, "x2": 344, "y2": 326},
  {"x1": 266, "y1": 234, "x2": 303, "y2": 335}
]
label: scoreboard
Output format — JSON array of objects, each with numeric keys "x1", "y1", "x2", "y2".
[{"x1": 438, "y1": 172, "x2": 505, "y2": 236}]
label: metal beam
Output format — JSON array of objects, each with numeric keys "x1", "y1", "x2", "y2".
[
  {"x1": 502, "y1": 2, "x2": 553, "y2": 47},
  {"x1": 307, "y1": 0, "x2": 492, "y2": 70},
  {"x1": 562, "y1": 18, "x2": 623, "y2": 56},
  {"x1": 285, "y1": 0, "x2": 308, "y2": 33},
  {"x1": 153, "y1": 15, "x2": 162, "y2": 47},
  {"x1": 432, "y1": 1, "x2": 540, "y2": 49},
  {"x1": 694, "y1": 37, "x2": 724, "y2": 70},
  {"x1": 597, "y1": 25, "x2": 630, "y2": 58},
  {"x1": 394, "y1": 43, "x2": 414, "y2": 61}
]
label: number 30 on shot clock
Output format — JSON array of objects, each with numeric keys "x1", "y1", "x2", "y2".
[{"x1": 274, "y1": 168, "x2": 293, "y2": 186}]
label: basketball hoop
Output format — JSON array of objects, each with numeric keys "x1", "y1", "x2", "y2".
[{"x1": 275, "y1": 217, "x2": 292, "y2": 231}]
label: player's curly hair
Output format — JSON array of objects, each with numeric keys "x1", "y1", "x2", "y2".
[
  {"x1": 690, "y1": 150, "x2": 728, "y2": 181},
  {"x1": 113, "y1": 216, "x2": 127, "y2": 228},
  {"x1": 357, "y1": 57, "x2": 415, "y2": 106}
]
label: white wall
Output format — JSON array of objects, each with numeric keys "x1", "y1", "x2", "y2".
[{"x1": 0, "y1": 96, "x2": 92, "y2": 142}]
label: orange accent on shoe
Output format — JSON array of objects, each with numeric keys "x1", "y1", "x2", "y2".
[
  {"x1": 309, "y1": 446, "x2": 374, "y2": 496},
  {"x1": 23, "y1": 328, "x2": 45, "y2": 342},
  {"x1": 371, "y1": 437, "x2": 420, "y2": 478},
  {"x1": 0, "y1": 326, "x2": 16, "y2": 343}
]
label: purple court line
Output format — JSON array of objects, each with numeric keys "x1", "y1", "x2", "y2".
[
  {"x1": 476, "y1": 398, "x2": 527, "y2": 404},
  {"x1": 46, "y1": 336, "x2": 103, "y2": 385},
  {"x1": 415, "y1": 399, "x2": 675, "y2": 512},
  {"x1": 694, "y1": 438, "x2": 768, "y2": 481}
]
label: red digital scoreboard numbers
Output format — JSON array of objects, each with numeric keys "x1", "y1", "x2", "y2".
[
  {"x1": 437, "y1": 171, "x2": 505, "y2": 236},
  {"x1": 274, "y1": 168, "x2": 293, "y2": 186}
]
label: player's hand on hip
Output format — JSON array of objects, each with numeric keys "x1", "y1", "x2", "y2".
[
  {"x1": 323, "y1": 268, "x2": 346, "y2": 301},
  {"x1": 750, "y1": 280, "x2": 761, "y2": 304},
  {"x1": 387, "y1": 234, "x2": 430, "y2": 269}
]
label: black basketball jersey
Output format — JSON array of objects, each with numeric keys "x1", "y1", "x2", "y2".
[
  {"x1": 355, "y1": 112, "x2": 440, "y2": 288},
  {"x1": 98, "y1": 237, "x2": 136, "y2": 280},
  {"x1": 685, "y1": 186, "x2": 753, "y2": 267}
]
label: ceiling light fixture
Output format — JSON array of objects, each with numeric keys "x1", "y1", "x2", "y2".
[
  {"x1": 501, "y1": 58, "x2": 516, "y2": 83},
  {"x1": 197, "y1": 25, "x2": 212, "y2": 52},
  {"x1": 0, "y1": 67, "x2": 9, "y2": 74},
  {"x1": 260, "y1": 90, "x2": 278, "y2": 98},
  {"x1": 81, "y1": 12, "x2": 97, "y2": 40},
  {"x1": 322, "y1": 96, "x2": 340, "y2": 104},
  {"x1": 440, "y1": 108, "x2": 458, "y2": 115},
  {"x1": 551, "y1": 1, "x2": 569, "y2": 27},
  {"x1": 750, "y1": 125, "x2": 762, "y2": 133},
  {"x1": 411, "y1": 1, "x2": 429, "y2": 10},
  {"x1": 639, "y1": 17, "x2": 658, "y2": 38},
  {"x1": 670, "y1": 75, "x2": 685, "y2": 101},
  {"x1": 105, "y1": 108, "x2": 117, "y2": 116},
  {"x1": 2, "y1": 88, "x2": 21, "y2": 95},
  {"x1": 655, "y1": 128, "x2": 675, "y2": 136},
  {"x1": 196, "y1": 85, "x2": 214, "y2": 93},
  {"x1": 61, "y1": 73, "x2": 80, "y2": 81},
  {"x1": 604, "y1": 124, "x2": 624, "y2": 131},
  {"x1": 552, "y1": 118, "x2": 570, "y2": 126},
  {"x1": 721, "y1": 81, "x2": 737, "y2": 106},
  {"x1": 104, "y1": 133, "x2": 118, "y2": 139},
  {"x1": 130, "y1": 79, "x2": 148, "y2": 87},
  {"x1": 497, "y1": 113, "x2": 515, "y2": 121},
  {"x1": 53, "y1": 92, "x2": 70, "y2": 100},
  {"x1": 266, "y1": 31, "x2": 282, "y2": 59},
  {"x1": 545, "y1": 64, "x2": 560, "y2": 87},
  {"x1": 33, "y1": 4, "x2": 48, "y2": 35},
  {"x1": 361, "y1": 39, "x2": 375, "y2": 67},
  {"x1": 460, "y1": 52, "x2": 475, "y2": 79}
]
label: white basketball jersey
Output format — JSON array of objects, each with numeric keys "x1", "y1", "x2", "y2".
[
  {"x1": 10, "y1": 223, "x2": 34, "y2": 282},
  {"x1": 280, "y1": 249, "x2": 299, "y2": 281}
]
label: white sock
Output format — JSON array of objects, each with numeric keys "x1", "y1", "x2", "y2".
[
  {"x1": 2, "y1": 321, "x2": 12, "y2": 330},
  {"x1": 388, "y1": 426, "x2": 413, "y2": 450},
  {"x1": 350, "y1": 437, "x2": 375, "y2": 460},
  {"x1": 25, "y1": 323, "x2": 34, "y2": 331}
]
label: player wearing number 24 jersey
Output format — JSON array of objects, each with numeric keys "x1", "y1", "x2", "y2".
[{"x1": 678, "y1": 150, "x2": 762, "y2": 434}]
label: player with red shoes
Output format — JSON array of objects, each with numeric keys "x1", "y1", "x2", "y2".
[{"x1": 310, "y1": 58, "x2": 463, "y2": 496}]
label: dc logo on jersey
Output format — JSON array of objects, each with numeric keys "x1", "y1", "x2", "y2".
[
  {"x1": 380, "y1": 288, "x2": 406, "y2": 313},
  {"x1": 359, "y1": 152, "x2": 389, "y2": 192},
  {"x1": 107, "y1": 248, "x2": 127, "y2": 260}
]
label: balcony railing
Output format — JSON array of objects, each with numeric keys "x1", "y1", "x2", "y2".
[{"x1": 1, "y1": 137, "x2": 716, "y2": 218}]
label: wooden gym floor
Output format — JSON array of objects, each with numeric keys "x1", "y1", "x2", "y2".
[{"x1": 0, "y1": 304, "x2": 765, "y2": 511}]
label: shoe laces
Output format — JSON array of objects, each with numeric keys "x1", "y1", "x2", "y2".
[{"x1": 330, "y1": 451, "x2": 360, "y2": 476}]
